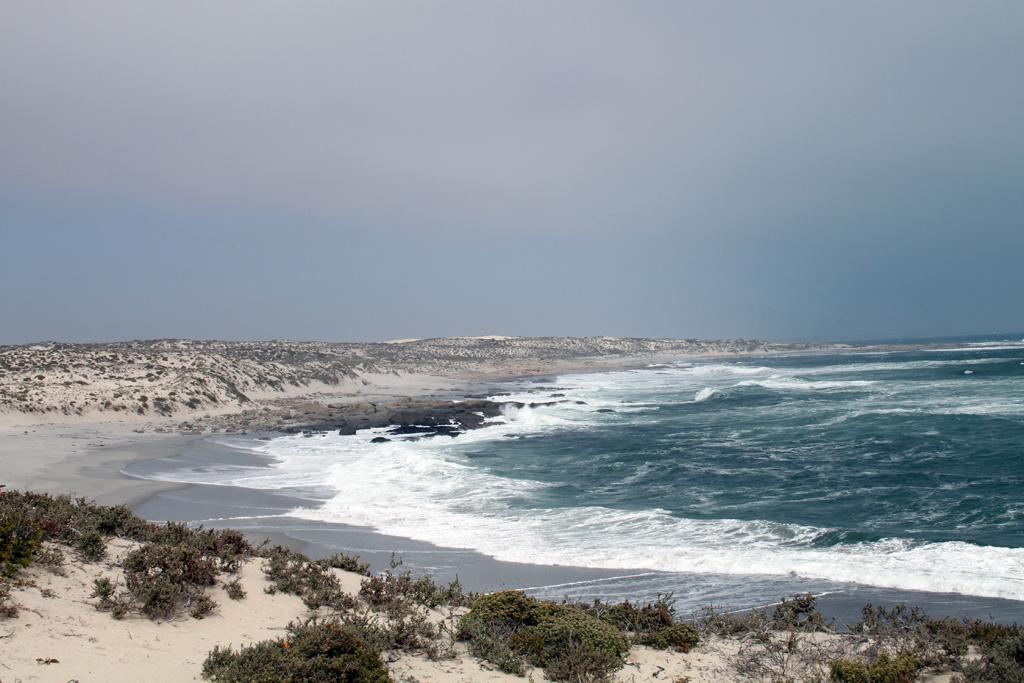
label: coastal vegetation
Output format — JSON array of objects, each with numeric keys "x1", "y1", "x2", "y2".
[
  {"x1": 2, "y1": 485, "x2": 1023, "y2": 681},
  {"x1": 0, "y1": 337, "x2": 805, "y2": 421},
  {"x1": 202, "y1": 620, "x2": 391, "y2": 682}
]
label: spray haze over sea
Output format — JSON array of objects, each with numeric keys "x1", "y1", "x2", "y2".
[{"x1": 131, "y1": 337, "x2": 1024, "y2": 614}]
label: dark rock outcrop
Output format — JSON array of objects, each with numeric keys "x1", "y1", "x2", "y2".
[{"x1": 277, "y1": 398, "x2": 522, "y2": 439}]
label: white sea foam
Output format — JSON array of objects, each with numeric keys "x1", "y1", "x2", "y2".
[
  {"x1": 736, "y1": 377, "x2": 875, "y2": 391},
  {"x1": 693, "y1": 387, "x2": 718, "y2": 402},
  {"x1": 932, "y1": 342, "x2": 1024, "y2": 352},
  {"x1": 218, "y1": 416, "x2": 1024, "y2": 602}
]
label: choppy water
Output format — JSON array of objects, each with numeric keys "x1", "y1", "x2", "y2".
[{"x1": 133, "y1": 337, "x2": 1024, "y2": 609}]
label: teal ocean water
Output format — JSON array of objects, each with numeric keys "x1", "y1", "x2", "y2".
[{"x1": 134, "y1": 337, "x2": 1024, "y2": 611}]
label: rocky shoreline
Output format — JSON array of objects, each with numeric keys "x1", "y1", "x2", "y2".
[{"x1": 191, "y1": 396, "x2": 582, "y2": 440}]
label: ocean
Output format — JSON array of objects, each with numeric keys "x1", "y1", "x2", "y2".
[{"x1": 127, "y1": 338, "x2": 1024, "y2": 616}]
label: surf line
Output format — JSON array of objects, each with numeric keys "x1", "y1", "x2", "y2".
[{"x1": 514, "y1": 572, "x2": 663, "y2": 593}]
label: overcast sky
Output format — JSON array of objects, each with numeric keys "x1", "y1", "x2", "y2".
[{"x1": 2, "y1": 1, "x2": 1022, "y2": 343}]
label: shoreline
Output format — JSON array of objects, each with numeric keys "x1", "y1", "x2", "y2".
[
  {"x1": 123, "y1": 433, "x2": 1024, "y2": 627},
  {"x1": 138, "y1": 479, "x2": 1024, "y2": 626},
  {"x1": 4, "y1": 341, "x2": 1024, "y2": 631}
]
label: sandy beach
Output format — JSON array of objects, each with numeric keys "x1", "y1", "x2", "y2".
[{"x1": 1, "y1": 536, "x2": 780, "y2": 683}]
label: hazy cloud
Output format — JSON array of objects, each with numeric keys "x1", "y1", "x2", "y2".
[{"x1": 2, "y1": 1, "x2": 1022, "y2": 342}]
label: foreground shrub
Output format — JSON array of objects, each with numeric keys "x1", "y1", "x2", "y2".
[
  {"x1": 122, "y1": 542, "x2": 219, "y2": 619},
  {"x1": 773, "y1": 593, "x2": 832, "y2": 632},
  {"x1": 75, "y1": 527, "x2": 107, "y2": 561},
  {"x1": 224, "y1": 577, "x2": 246, "y2": 600},
  {"x1": 33, "y1": 544, "x2": 66, "y2": 573},
  {"x1": 154, "y1": 523, "x2": 252, "y2": 573},
  {"x1": 0, "y1": 506, "x2": 39, "y2": 576},
  {"x1": 638, "y1": 623, "x2": 700, "y2": 652},
  {"x1": 334, "y1": 556, "x2": 466, "y2": 659},
  {"x1": 0, "y1": 579, "x2": 17, "y2": 618},
  {"x1": 262, "y1": 547, "x2": 357, "y2": 611},
  {"x1": 359, "y1": 555, "x2": 465, "y2": 611},
  {"x1": 696, "y1": 596, "x2": 839, "y2": 682},
  {"x1": 458, "y1": 591, "x2": 629, "y2": 681},
  {"x1": 853, "y1": 603, "x2": 1022, "y2": 673},
  {"x1": 582, "y1": 594, "x2": 699, "y2": 652},
  {"x1": 829, "y1": 652, "x2": 919, "y2": 682},
  {"x1": 0, "y1": 489, "x2": 151, "y2": 548},
  {"x1": 960, "y1": 632, "x2": 1024, "y2": 682},
  {"x1": 202, "y1": 619, "x2": 390, "y2": 682},
  {"x1": 319, "y1": 552, "x2": 372, "y2": 577}
]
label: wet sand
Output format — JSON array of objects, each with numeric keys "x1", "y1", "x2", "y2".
[{"x1": 0, "y1": 419, "x2": 198, "y2": 505}]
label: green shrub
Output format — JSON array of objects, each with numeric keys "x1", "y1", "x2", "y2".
[
  {"x1": 91, "y1": 577, "x2": 116, "y2": 602},
  {"x1": 0, "y1": 579, "x2": 17, "y2": 618},
  {"x1": 262, "y1": 547, "x2": 356, "y2": 611},
  {"x1": 190, "y1": 593, "x2": 218, "y2": 619},
  {"x1": 318, "y1": 552, "x2": 371, "y2": 577},
  {"x1": 339, "y1": 607, "x2": 440, "y2": 655},
  {"x1": 458, "y1": 591, "x2": 629, "y2": 681},
  {"x1": 582, "y1": 594, "x2": 699, "y2": 652},
  {"x1": 829, "y1": 652, "x2": 919, "y2": 683},
  {"x1": 0, "y1": 510, "x2": 39, "y2": 576},
  {"x1": 224, "y1": 577, "x2": 246, "y2": 600},
  {"x1": 0, "y1": 490, "x2": 152, "y2": 548},
  {"x1": 772, "y1": 593, "x2": 831, "y2": 632},
  {"x1": 960, "y1": 632, "x2": 1024, "y2": 682},
  {"x1": 75, "y1": 527, "x2": 107, "y2": 561},
  {"x1": 830, "y1": 658, "x2": 870, "y2": 683},
  {"x1": 150, "y1": 523, "x2": 252, "y2": 572},
  {"x1": 584, "y1": 595, "x2": 675, "y2": 632},
  {"x1": 638, "y1": 623, "x2": 700, "y2": 652},
  {"x1": 359, "y1": 554, "x2": 464, "y2": 612},
  {"x1": 694, "y1": 604, "x2": 771, "y2": 636},
  {"x1": 201, "y1": 620, "x2": 390, "y2": 682},
  {"x1": 33, "y1": 544, "x2": 66, "y2": 573},
  {"x1": 122, "y1": 542, "x2": 218, "y2": 619},
  {"x1": 960, "y1": 619, "x2": 1023, "y2": 650}
]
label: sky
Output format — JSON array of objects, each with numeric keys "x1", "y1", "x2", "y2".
[{"x1": 2, "y1": 1, "x2": 1022, "y2": 344}]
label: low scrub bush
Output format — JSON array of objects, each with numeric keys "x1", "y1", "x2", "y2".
[
  {"x1": 582, "y1": 594, "x2": 699, "y2": 652},
  {"x1": 154, "y1": 524, "x2": 252, "y2": 573},
  {"x1": 319, "y1": 552, "x2": 371, "y2": 577},
  {"x1": 0, "y1": 489, "x2": 262, "y2": 621},
  {"x1": 262, "y1": 547, "x2": 357, "y2": 611},
  {"x1": 458, "y1": 591, "x2": 629, "y2": 681},
  {"x1": 584, "y1": 595, "x2": 674, "y2": 632},
  {"x1": 336, "y1": 556, "x2": 466, "y2": 659},
  {"x1": 122, "y1": 542, "x2": 219, "y2": 619},
  {"x1": 696, "y1": 596, "x2": 842, "y2": 682},
  {"x1": 75, "y1": 527, "x2": 107, "y2": 561},
  {"x1": 638, "y1": 623, "x2": 700, "y2": 652},
  {"x1": 339, "y1": 606, "x2": 442, "y2": 656},
  {"x1": 773, "y1": 593, "x2": 832, "y2": 632},
  {"x1": 190, "y1": 593, "x2": 218, "y2": 619},
  {"x1": 0, "y1": 489, "x2": 151, "y2": 549},
  {"x1": 694, "y1": 604, "x2": 772, "y2": 636},
  {"x1": 960, "y1": 632, "x2": 1024, "y2": 682},
  {"x1": 0, "y1": 579, "x2": 17, "y2": 618},
  {"x1": 0, "y1": 507, "x2": 39, "y2": 576},
  {"x1": 33, "y1": 544, "x2": 66, "y2": 573},
  {"x1": 201, "y1": 619, "x2": 390, "y2": 682},
  {"x1": 852, "y1": 603, "x2": 1023, "y2": 673},
  {"x1": 359, "y1": 555, "x2": 465, "y2": 611},
  {"x1": 829, "y1": 652, "x2": 919, "y2": 682},
  {"x1": 224, "y1": 577, "x2": 246, "y2": 600}
]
